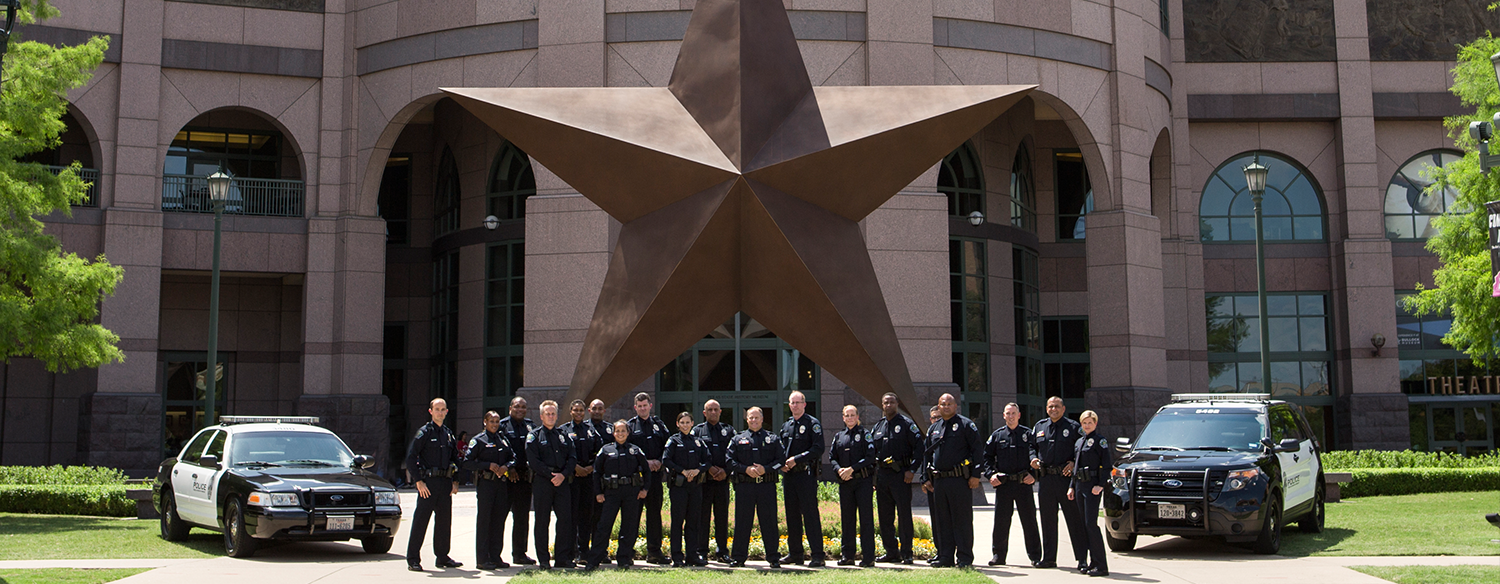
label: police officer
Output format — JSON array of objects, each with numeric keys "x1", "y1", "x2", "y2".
[
  {"x1": 465, "y1": 410, "x2": 515, "y2": 570},
  {"x1": 1069, "y1": 410, "x2": 1111, "y2": 577},
  {"x1": 870, "y1": 392, "x2": 921, "y2": 565},
  {"x1": 829, "y1": 405, "x2": 875, "y2": 567},
  {"x1": 525, "y1": 400, "x2": 577, "y2": 570},
  {"x1": 497, "y1": 396, "x2": 537, "y2": 565},
  {"x1": 692, "y1": 399, "x2": 734, "y2": 563},
  {"x1": 584, "y1": 420, "x2": 650, "y2": 572},
  {"x1": 1030, "y1": 395, "x2": 1085, "y2": 570},
  {"x1": 627, "y1": 392, "x2": 672, "y2": 565},
  {"x1": 924, "y1": 405, "x2": 945, "y2": 565},
  {"x1": 562, "y1": 399, "x2": 602, "y2": 565},
  {"x1": 778, "y1": 390, "x2": 825, "y2": 567},
  {"x1": 663, "y1": 411, "x2": 710, "y2": 567},
  {"x1": 920, "y1": 393, "x2": 983, "y2": 568},
  {"x1": 727, "y1": 407, "x2": 785, "y2": 568},
  {"x1": 982, "y1": 402, "x2": 1040, "y2": 567},
  {"x1": 405, "y1": 398, "x2": 462, "y2": 572},
  {"x1": 588, "y1": 399, "x2": 612, "y2": 440}
]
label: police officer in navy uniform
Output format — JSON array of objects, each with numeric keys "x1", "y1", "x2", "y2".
[
  {"x1": 627, "y1": 392, "x2": 672, "y2": 564},
  {"x1": 525, "y1": 400, "x2": 577, "y2": 569},
  {"x1": 1069, "y1": 410, "x2": 1111, "y2": 577},
  {"x1": 561, "y1": 399, "x2": 602, "y2": 565},
  {"x1": 778, "y1": 390, "x2": 826, "y2": 567},
  {"x1": 588, "y1": 399, "x2": 612, "y2": 441},
  {"x1": 870, "y1": 392, "x2": 922, "y2": 564},
  {"x1": 1030, "y1": 395, "x2": 1085, "y2": 569},
  {"x1": 405, "y1": 398, "x2": 463, "y2": 572},
  {"x1": 663, "y1": 411, "x2": 710, "y2": 566},
  {"x1": 497, "y1": 396, "x2": 537, "y2": 565},
  {"x1": 692, "y1": 399, "x2": 734, "y2": 563},
  {"x1": 464, "y1": 410, "x2": 515, "y2": 570},
  {"x1": 919, "y1": 393, "x2": 984, "y2": 568},
  {"x1": 584, "y1": 420, "x2": 650, "y2": 572},
  {"x1": 923, "y1": 405, "x2": 945, "y2": 564},
  {"x1": 829, "y1": 405, "x2": 876, "y2": 567},
  {"x1": 982, "y1": 402, "x2": 1041, "y2": 567},
  {"x1": 727, "y1": 406, "x2": 785, "y2": 568}
]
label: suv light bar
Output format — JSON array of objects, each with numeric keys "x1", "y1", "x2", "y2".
[
  {"x1": 1169, "y1": 393, "x2": 1271, "y2": 403},
  {"x1": 220, "y1": 416, "x2": 321, "y2": 425}
]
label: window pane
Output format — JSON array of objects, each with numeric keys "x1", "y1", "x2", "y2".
[
  {"x1": 486, "y1": 307, "x2": 506, "y2": 347},
  {"x1": 1229, "y1": 216, "x2": 1254, "y2": 241},
  {"x1": 1268, "y1": 317, "x2": 1299, "y2": 352},
  {"x1": 1267, "y1": 295, "x2": 1297, "y2": 316},
  {"x1": 1201, "y1": 217, "x2": 1229, "y2": 241},
  {"x1": 740, "y1": 350, "x2": 776, "y2": 391},
  {"x1": 1293, "y1": 217, "x2": 1323, "y2": 240},
  {"x1": 1271, "y1": 361, "x2": 1300, "y2": 396},
  {"x1": 1261, "y1": 191, "x2": 1292, "y2": 215},
  {"x1": 698, "y1": 350, "x2": 734, "y2": 390},
  {"x1": 1238, "y1": 362, "x2": 1264, "y2": 392},
  {"x1": 1263, "y1": 217, "x2": 1293, "y2": 240},
  {"x1": 1298, "y1": 295, "x2": 1325, "y2": 315},
  {"x1": 1299, "y1": 317, "x2": 1327, "y2": 351},
  {"x1": 964, "y1": 303, "x2": 986, "y2": 343},
  {"x1": 1240, "y1": 317, "x2": 1262, "y2": 353},
  {"x1": 1433, "y1": 407, "x2": 1456, "y2": 441},
  {"x1": 1209, "y1": 363, "x2": 1237, "y2": 392},
  {"x1": 966, "y1": 352, "x2": 988, "y2": 393},
  {"x1": 1200, "y1": 177, "x2": 1234, "y2": 215},
  {"x1": 964, "y1": 275, "x2": 984, "y2": 302}
]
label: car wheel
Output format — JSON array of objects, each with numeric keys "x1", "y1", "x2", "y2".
[
  {"x1": 223, "y1": 498, "x2": 259, "y2": 558},
  {"x1": 160, "y1": 490, "x2": 190, "y2": 541},
  {"x1": 1105, "y1": 531, "x2": 1136, "y2": 552},
  {"x1": 361, "y1": 535, "x2": 394, "y2": 554},
  {"x1": 1299, "y1": 479, "x2": 1325, "y2": 533},
  {"x1": 1253, "y1": 494, "x2": 1282, "y2": 555}
]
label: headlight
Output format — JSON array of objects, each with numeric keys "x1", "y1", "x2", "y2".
[
  {"x1": 1223, "y1": 468, "x2": 1262, "y2": 492},
  {"x1": 375, "y1": 491, "x2": 399, "y2": 506},
  {"x1": 246, "y1": 492, "x2": 300, "y2": 506},
  {"x1": 1110, "y1": 468, "x2": 1128, "y2": 490}
]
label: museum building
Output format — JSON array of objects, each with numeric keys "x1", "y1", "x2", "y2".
[{"x1": 1, "y1": 0, "x2": 1494, "y2": 473}]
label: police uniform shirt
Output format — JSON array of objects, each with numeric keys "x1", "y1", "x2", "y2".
[
  {"x1": 463, "y1": 430, "x2": 516, "y2": 475},
  {"x1": 871, "y1": 413, "x2": 923, "y2": 471},
  {"x1": 498, "y1": 416, "x2": 536, "y2": 470},
  {"x1": 663, "y1": 432, "x2": 710, "y2": 482},
  {"x1": 524, "y1": 425, "x2": 577, "y2": 476},
  {"x1": 983, "y1": 424, "x2": 1036, "y2": 478},
  {"x1": 727, "y1": 429, "x2": 786, "y2": 478},
  {"x1": 594, "y1": 441, "x2": 649, "y2": 494},
  {"x1": 692, "y1": 421, "x2": 735, "y2": 470},
  {"x1": 589, "y1": 419, "x2": 613, "y2": 443},
  {"x1": 778, "y1": 414, "x2": 825, "y2": 469},
  {"x1": 925, "y1": 414, "x2": 984, "y2": 479},
  {"x1": 406, "y1": 421, "x2": 460, "y2": 478},
  {"x1": 830, "y1": 425, "x2": 874, "y2": 475},
  {"x1": 628, "y1": 415, "x2": 671, "y2": 461},
  {"x1": 1031, "y1": 416, "x2": 1083, "y2": 468},
  {"x1": 562, "y1": 420, "x2": 602, "y2": 468},
  {"x1": 1072, "y1": 430, "x2": 1112, "y2": 489}
]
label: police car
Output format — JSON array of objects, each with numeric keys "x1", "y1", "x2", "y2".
[
  {"x1": 152, "y1": 416, "x2": 402, "y2": 557},
  {"x1": 1104, "y1": 394, "x2": 1324, "y2": 555}
]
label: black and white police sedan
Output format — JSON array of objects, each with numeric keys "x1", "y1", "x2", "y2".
[{"x1": 152, "y1": 416, "x2": 402, "y2": 557}]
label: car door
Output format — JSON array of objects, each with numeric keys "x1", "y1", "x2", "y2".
[
  {"x1": 170, "y1": 429, "x2": 216, "y2": 524},
  {"x1": 199, "y1": 429, "x2": 230, "y2": 526},
  {"x1": 1272, "y1": 407, "x2": 1314, "y2": 509}
]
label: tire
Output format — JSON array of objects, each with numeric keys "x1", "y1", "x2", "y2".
[
  {"x1": 1299, "y1": 480, "x2": 1325, "y2": 533},
  {"x1": 160, "y1": 490, "x2": 191, "y2": 541},
  {"x1": 361, "y1": 535, "x2": 394, "y2": 554},
  {"x1": 1252, "y1": 494, "x2": 1282, "y2": 555},
  {"x1": 1105, "y1": 531, "x2": 1136, "y2": 552},
  {"x1": 223, "y1": 498, "x2": 259, "y2": 558}
]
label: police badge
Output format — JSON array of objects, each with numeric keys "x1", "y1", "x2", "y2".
[
  {"x1": 1063, "y1": 429, "x2": 1070, "y2": 438},
  {"x1": 1086, "y1": 438, "x2": 1094, "y2": 448}
]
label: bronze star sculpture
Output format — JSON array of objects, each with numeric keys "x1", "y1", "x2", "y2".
[{"x1": 445, "y1": 0, "x2": 1032, "y2": 410}]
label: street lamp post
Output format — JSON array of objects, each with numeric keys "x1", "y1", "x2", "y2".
[
  {"x1": 203, "y1": 170, "x2": 232, "y2": 429},
  {"x1": 1243, "y1": 155, "x2": 1272, "y2": 395}
]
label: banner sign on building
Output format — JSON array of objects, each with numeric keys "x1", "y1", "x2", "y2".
[{"x1": 1489, "y1": 201, "x2": 1500, "y2": 297}]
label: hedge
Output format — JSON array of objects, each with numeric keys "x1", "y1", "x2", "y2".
[
  {"x1": 0, "y1": 484, "x2": 135, "y2": 517},
  {"x1": 0, "y1": 465, "x2": 129, "y2": 486},
  {"x1": 1323, "y1": 450, "x2": 1500, "y2": 470},
  {"x1": 1339, "y1": 467, "x2": 1500, "y2": 498}
]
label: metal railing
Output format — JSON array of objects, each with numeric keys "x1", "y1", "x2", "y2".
[
  {"x1": 162, "y1": 174, "x2": 305, "y2": 217},
  {"x1": 43, "y1": 165, "x2": 99, "y2": 206}
]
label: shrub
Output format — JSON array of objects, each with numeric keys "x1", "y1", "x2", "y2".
[
  {"x1": 1339, "y1": 467, "x2": 1500, "y2": 498},
  {"x1": 0, "y1": 465, "x2": 129, "y2": 485},
  {"x1": 0, "y1": 484, "x2": 134, "y2": 516},
  {"x1": 1322, "y1": 450, "x2": 1500, "y2": 470}
]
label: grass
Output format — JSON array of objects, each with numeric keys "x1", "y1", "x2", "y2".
[
  {"x1": 1348, "y1": 565, "x2": 1500, "y2": 584},
  {"x1": 0, "y1": 569, "x2": 149, "y2": 584},
  {"x1": 0, "y1": 514, "x2": 219, "y2": 560},
  {"x1": 1279, "y1": 491, "x2": 1500, "y2": 557},
  {"x1": 509, "y1": 569, "x2": 994, "y2": 584}
]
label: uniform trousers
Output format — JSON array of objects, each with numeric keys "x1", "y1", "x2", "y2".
[
  {"x1": 531, "y1": 476, "x2": 575, "y2": 567},
  {"x1": 589, "y1": 487, "x2": 641, "y2": 567},
  {"x1": 474, "y1": 476, "x2": 509, "y2": 565},
  {"x1": 572, "y1": 476, "x2": 599, "y2": 561},
  {"x1": 702, "y1": 479, "x2": 731, "y2": 557},
  {"x1": 991, "y1": 479, "x2": 1041, "y2": 563},
  {"x1": 405, "y1": 476, "x2": 453, "y2": 564},
  {"x1": 1073, "y1": 486, "x2": 1108, "y2": 571},
  {"x1": 642, "y1": 470, "x2": 665, "y2": 557},
  {"x1": 930, "y1": 476, "x2": 974, "y2": 565},
  {"x1": 731, "y1": 480, "x2": 780, "y2": 563},
  {"x1": 782, "y1": 469, "x2": 824, "y2": 559},
  {"x1": 837, "y1": 476, "x2": 876, "y2": 562},
  {"x1": 875, "y1": 469, "x2": 914, "y2": 559},
  {"x1": 506, "y1": 476, "x2": 533, "y2": 562},
  {"x1": 667, "y1": 481, "x2": 704, "y2": 562},
  {"x1": 1037, "y1": 474, "x2": 1086, "y2": 564}
]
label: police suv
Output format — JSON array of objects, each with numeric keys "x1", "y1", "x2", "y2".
[
  {"x1": 152, "y1": 416, "x2": 402, "y2": 557},
  {"x1": 1104, "y1": 394, "x2": 1324, "y2": 555}
]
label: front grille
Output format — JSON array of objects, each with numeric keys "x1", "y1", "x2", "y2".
[
  {"x1": 1134, "y1": 470, "x2": 1208, "y2": 501},
  {"x1": 312, "y1": 492, "x2": 371, "y2": 507}
]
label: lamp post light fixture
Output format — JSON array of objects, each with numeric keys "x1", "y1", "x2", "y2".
[
  {"x1": 202, "y1": 169, "x2": 233, "y2": 429},
  {"x1": 1370, "y1": 333, "x2": 1386, "y2": 357},
  {"x1": 966, "y1": 210, "x2": 984, "y2": 226},
  {"x1": 1466, "y1": 52, "x2": 1500, "y2": 171},
  {"x1": 483, "y1": 215, "x2": 500, "y2": 230},
  {"x1": 1242, "y1": 154, "x2": 1273, "y2": 395}
]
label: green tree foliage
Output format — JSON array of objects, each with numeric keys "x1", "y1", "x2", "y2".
[{"x1": 0, "y1": 0, "x2": 122, "y2": 371}]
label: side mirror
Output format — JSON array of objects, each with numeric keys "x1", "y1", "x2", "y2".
[
  {"x1": 199, "y1": 455, "x2": 220, "y2": 469},
  {"x1": 351, "y1": 455, "x2": 374, "y2": 469},
  {"x1": 1115, "y1": 437, "x2": 1132, "y2": 453},
  {"x1": 1276, "y1": 438, "x2": 1300, "y2": 453}
]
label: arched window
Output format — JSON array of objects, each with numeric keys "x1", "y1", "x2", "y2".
[
  {"x1": 939, "y1": 142, "x2": 984, "y2": 218},
  {"x1": 486, "y1": 141, "x2": 536, "y2": 221},
  {"x1": 1199, "y1": 152, "x2": 1325, "y2": 242},
  {"x1": 434, "y1": 147, "x2": 460, "y2": 236},
  {"x1": 1385, "y1": 150, "x2": 1461, "y2": 240},
  {"x1": 1009, "y1": 145, "x2": 1035, "y2": 232}
]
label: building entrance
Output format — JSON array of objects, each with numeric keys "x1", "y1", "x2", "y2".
[
  {"x1": 655, "y1": 313, "x2": 820, "y2": 429},
  {"x1": 1410, "y1": 399, "x2": 1494, "y2": 455}
]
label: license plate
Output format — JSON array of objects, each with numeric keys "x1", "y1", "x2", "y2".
[
  {"x1": 326, "y1": 516, "x2": 354, "y2": 531},
  {"x1": 1158, "y1": 504, "x2": 1185, "y2": 520}
]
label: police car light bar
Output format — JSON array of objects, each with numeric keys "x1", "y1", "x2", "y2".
[
  {"x1": 220, "y1": 416, "x2": 321, "y2": 425},
  {"x1": 1169, "y1": 393, "x2": 1271, "y2": 403}
]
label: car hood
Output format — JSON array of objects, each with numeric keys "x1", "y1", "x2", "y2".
[
  {"x1": 229, "y1": 466, "x2": 394, "y2": 491},
  {"x1": 1116, "y1": 450, "x2": 1265, "y2": 470}
]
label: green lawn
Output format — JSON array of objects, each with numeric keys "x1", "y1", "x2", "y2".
[
  {"x1": 1279, "y1": 491, "x2": 1499, "y2": 557},
  {"x1": 0, "y1": 569, "x2": 148, "y2": 584},
  {"x1": 509, "y1": 569, "x2": 993, "y2": 584},
  {"x1": 0, "y1": 514, "x2": 219, "y2": 560},
  {"x1": 1349, "y1": 565, "x2": 1500, "y2": 584}
]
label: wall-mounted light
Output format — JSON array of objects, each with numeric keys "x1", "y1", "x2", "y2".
[
  {"x1": 966, "y1": 210, "x2": 984, "y2": 226},
  {"x1": 1370, "y1": 333, "x2": 1386, "y2": 357},
  {"x1": 483, "y1": 215, "x2": 499, "y2": 230}
]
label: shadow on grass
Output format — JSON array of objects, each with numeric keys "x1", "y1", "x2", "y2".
[{"x1": 1113, "y1": 528, "x2": 1357, "y2": 559}]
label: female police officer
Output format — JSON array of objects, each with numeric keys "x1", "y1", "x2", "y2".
[
  {"x1": 584, "y1": 420, "x2": 649, "y2": 572},
  {"x1": 830, "y1": 405, "x2": 876, "y2": 567},
  {"x1": 1068, "y1": 410, "x2": 1111, "y2": 577},
  {"x1": 663, "y1": 411, "x2": 710, "y2": 567},
  {"x1": 727, "y1": 407, "x2": 785, "y2": 568}
]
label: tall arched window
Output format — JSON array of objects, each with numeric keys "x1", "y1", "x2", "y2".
[
  {"x1": 1199, "y1": 152, "x2": 1325, "y2": 242},
  {"x1": 434, "y1": 147, "x2": 460, "y2": 236},
  {"x1": 1010, "y1": 145, "x2": 1035, "y2": 232},
  {"x1": 940, "y1": 142, "x2": 984, "y2": 217},
  {"x1": 1385, "y1": 150, "x2": 1461, "y2": 240},
  {"x1": 486, "y1": 141, "x2": 536, "y2": 221}
]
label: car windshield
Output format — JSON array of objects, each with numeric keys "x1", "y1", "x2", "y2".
[
  {"x1": 1134, "y1": 410, "x2": 1266, "y2": 452},
  {"x1": 228, "y1": 431, "x2": 354, "y2": 467}
]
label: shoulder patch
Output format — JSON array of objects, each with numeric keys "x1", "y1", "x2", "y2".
[
  {"x1": 526, "y1": 433, "x2": 535, "y2": 443},
  {"x1": 968, "y1": 421, "x2": 977, "y2": 431},
  {"x1": 812, "y1": 422, "x2": 822, "y2": 433}
]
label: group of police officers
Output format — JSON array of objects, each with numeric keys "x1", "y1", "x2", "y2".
[{"x1": 403, "y1": 391, "x2": 1112, "y2": 577}]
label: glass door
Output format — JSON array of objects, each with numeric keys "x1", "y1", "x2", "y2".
[
  {"x1": 161, "y1": 352, "x2": 230, "y2": 459},
  {"x1": 656, "y1": 313, "x2": 820, "y2": 430},
  {"x1": 1423, "y1": 402, "x2": 1493, "y2": 455}
]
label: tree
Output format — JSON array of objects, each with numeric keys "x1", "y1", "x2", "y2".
[
  {"x1": 1405, "y1": 33, "x2": 1500, "y2": 360},
  {"x1": 0, "y1": 0, "x2": 122, "y2": 372}
]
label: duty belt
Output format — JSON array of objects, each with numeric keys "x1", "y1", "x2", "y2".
[
  {"x1": 842, "y1": 467, "x2": 874, "y2": 481},
  {"x1": 1041, "y1": 465, "x2": 1068, "y2": 476},
  {"x1": 421, "y1": 468, "x2": 454, "y2": 479},
  {"x1": 734, "y1": 473, "x2": 771, "y2": 484},
  {"x1": 478, "y1": 469, "x2": 504, "y2": 481},
  {"x1": 1074, "y1": 468, "x2": 1096, "y2": 483},
  {"x1": 994, "y1": 471, "x2": 1030, "y2": 484},
  {"x1": 670, "y1": 472, "x2": 707, "y2": 487},
  {"x1": 603, "y1": 476, "x2": 643, "y2": 489},
  {"x1": 878, "y1": 458, "x2": 908, "y2": 472},
  {"x1": 930, "y1": 464, "x2": 970, "y2": 479}
]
